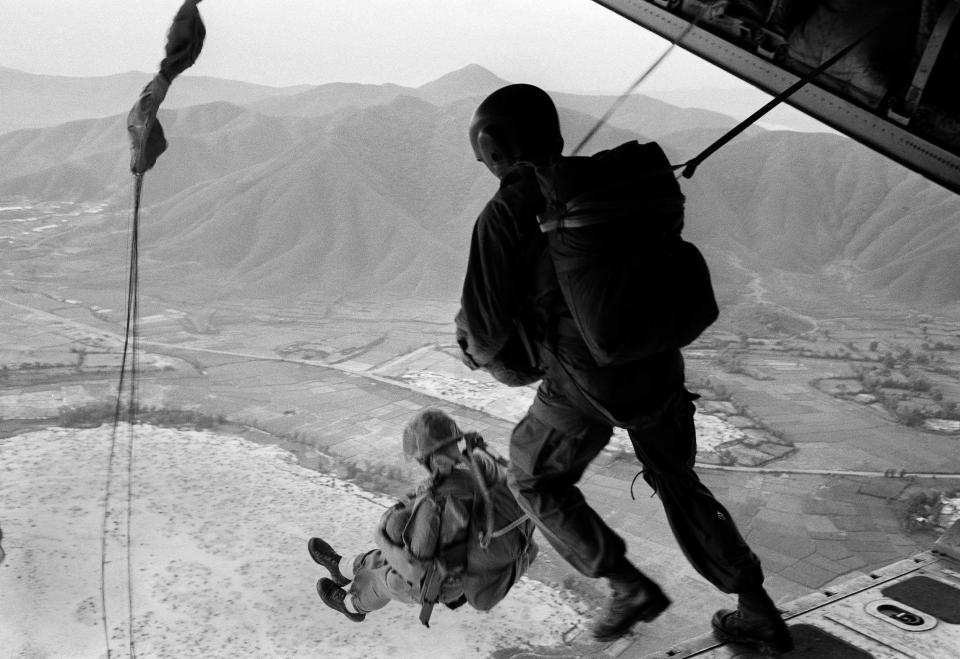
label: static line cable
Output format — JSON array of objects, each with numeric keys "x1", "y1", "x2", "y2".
[
  {"x1": 125, "y1": 172, "x2": 142, "y2": 659},
  {"x1": 99, "y1": 172, "x2": 144, "y2": 658},
  {"x1": 571, "y1": 8, "x2": 704, "y2": 156},
  {"x1": 98, "y1": 175, "x2": 138, "y2": 658},
  {"x1": 98, "y1": 413, "x2": 118, "y2": 656},
  {"x1": 678, "y1": 14, "x2": 900, "y2": 179}
]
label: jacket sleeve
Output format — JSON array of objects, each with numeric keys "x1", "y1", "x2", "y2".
[
  {"x1": 456, "y1": 171, "x2": 545, "y2": 368},
  {"x1": 457, "y1": 198, "x2": 533, "y2": 369},
  {"x1": 471, "y1": 447, "x2": 507, "y2": 487}
]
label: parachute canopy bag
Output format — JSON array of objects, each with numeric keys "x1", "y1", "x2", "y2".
[{"x1": 534, "y1": 141, "x2": 718, "y2": 366}]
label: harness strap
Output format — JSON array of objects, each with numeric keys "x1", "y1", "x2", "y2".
[
  {"x1": 462, "y1": 438, "x2": 496, "y2": 549},
  {"x1": 539, "y1": 197, "x2": 685, "y2": 233},
  {"x1": 488, "y1": 512, "x2": 531, "y2": 540},
  {"x1": 417, "y1": 493, "x2": 448, "y2": 628},
  {"x1": 459, "y1": 435, "x2": 532, "y2": 548},
  {"x1": 416, "y1": 432, "x2": 463, "y2": 460},
  {"x1": 513, "y1": 317, "x2": 540, "y2": 373},
  {"x1": 418, "y1": 568, "x2": 439, "y2": 627},
  {"x1": 892, "y1": 0, "x2": 960, "y2": 122},
  {"x1": 549, "y1": 231, "x2": 685, "y2": 275}
]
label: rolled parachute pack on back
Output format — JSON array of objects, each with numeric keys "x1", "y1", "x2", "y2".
[
  {"x1": 533, "y1": 141, "x2": 718, "y2": 366},
  {"x1": 377, "y1": 435, "x2": 537, "y2": 627}
]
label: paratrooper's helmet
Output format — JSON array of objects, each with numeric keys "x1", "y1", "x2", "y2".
[{"x1": 469, "y1": 83, "x2": 564, "y2": 177}]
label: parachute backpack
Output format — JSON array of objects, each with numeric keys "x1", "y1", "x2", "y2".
[
  {"x1": 533, "y1": 140, "x2": 719, "y2": 366},
  {"x1": 400, "y1": 431, "x2": 537, "y2": 627}
]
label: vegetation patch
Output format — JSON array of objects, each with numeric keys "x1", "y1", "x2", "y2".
[
  {"x1": 898, "y1": 488, "x2": 960, "y2": 535},
  {"x1": 687, "y1": 376, "x2": 794, "y2": 466},
  {"x1": 722, "y1": 303, "x2": 816, "y2": 338},
  {"x1": 849, "y1": 363, "x2": 960, "y2": 429},
  {"x1": 331, "y1": 457, "x2": 416, "y2": 499},
  {"x1": 276, "y1": 341, "x2": 332, "y2": 360},
  {"x1": 716, "y1": 348, "x2": 774, "y2": 381},
  {"x1": 815, "y1": 378, "x2": 865, "y2": 396},
  {"x1": 57, "y1": 402, "x2": 226, "y2": 430}
]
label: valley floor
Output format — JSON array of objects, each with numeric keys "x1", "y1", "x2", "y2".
[{"x1": 2, "y1": 286, "x2": 959, "y2": 657}]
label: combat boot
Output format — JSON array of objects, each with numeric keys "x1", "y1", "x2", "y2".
[
  {"x1": 307, "y1": 537, "x2": 351, "y2": 587},
  {"x1": 591, "y1": 573, "x2": 670, "y2": 642},
  {"x1": 316, "y1": 578, "x2": 366, "y2": 622},
  {"x1": 711, "y1": 608, "x2": 793, "y2": 653}
]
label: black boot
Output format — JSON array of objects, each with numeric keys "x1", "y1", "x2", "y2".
[
  {"x1": 711, "y1": 608, "x2": 793, "y2": 654},
  {"x1": 591, "y1": 570, "x2": 671, "y2": 642},
  {"x1": 308, "y1": 537, "x2": 351, "y2": 587},
  {"x1": 317, "y1": 578, "x2": 366, "y2": 622}
]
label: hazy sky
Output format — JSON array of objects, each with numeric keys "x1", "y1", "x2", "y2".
[{"x1": 0, "y1": 0, "x2": 743, "y2": 92}]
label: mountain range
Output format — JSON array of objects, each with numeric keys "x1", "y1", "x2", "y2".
[
  {"x1": 1, "y1": 64, "x2": 958, "y2": 309},
  {"x1": 0, "y1": 65, "x2": 312, "y2": 135}
]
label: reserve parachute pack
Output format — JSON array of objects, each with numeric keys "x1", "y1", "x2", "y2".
[
  {"x1": 533, "y1": 140, "x2": 718, "y2": 366},
  {"x1": 400, "y1": 433, "x2": 537, "y2": 627}
]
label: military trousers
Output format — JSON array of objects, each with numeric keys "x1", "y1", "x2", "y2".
[
  {"x1": 507, "y1": 367, "x2": 765, "y2": 594},
  {"x1": 349, "y1": 549, "x2": 419, "y2": 613}
]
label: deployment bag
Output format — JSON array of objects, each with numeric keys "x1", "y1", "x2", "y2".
[{"x1": 533, "y1": 140, "x2": 718, "y2": 366}]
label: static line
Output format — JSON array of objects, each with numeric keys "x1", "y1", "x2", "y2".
[
  {"x1": 571, "y1": 6, "x2": 703, "y2": 156},
  {"x1": 124, "y1": 173, "x2": 143, "y2": 659},
  {"x1": 98, "y1": 173, "x2": 144, "y2": 658}
]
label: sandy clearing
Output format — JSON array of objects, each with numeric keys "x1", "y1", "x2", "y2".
[{"x1": 0, "y1": 426, "x2": 581, "y2": 658}]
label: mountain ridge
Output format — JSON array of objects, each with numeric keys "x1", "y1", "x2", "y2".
[
  {"x1": 1, "y1": 69, "x2": 958, "y2": 308},
  {"x1": 0, "y1": 63, "x2": 743, "y2": 141},
  {"x1": 0, "y1": 66, "x2": 309, "y2": 135}
]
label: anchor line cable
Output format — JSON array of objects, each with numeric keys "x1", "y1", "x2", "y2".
[
  {"x1": 574, "y1": 8, "x2": 898, "y2": 180},
  {"x1": 676, "y1": 17, "x2": 889, "y2": 179},
  {"x1": 571, "y1": 7, "x2": 704, "y2": 156}
]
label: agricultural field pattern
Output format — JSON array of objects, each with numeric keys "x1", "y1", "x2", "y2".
[{"x1": 2, "y1": 177, "x2": 959, "y2": 656}]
